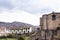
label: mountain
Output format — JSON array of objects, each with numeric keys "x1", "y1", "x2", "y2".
[{"x1": 0, "y1": 21, "x2": 35, "y2": 28}]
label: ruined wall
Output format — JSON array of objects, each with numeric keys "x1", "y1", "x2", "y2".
[{"x1": 40, "y1": 13, "x2": 60, "y2": 30}]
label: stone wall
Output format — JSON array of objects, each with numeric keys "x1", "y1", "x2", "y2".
[
  {"x1": 40, "y1": 12, "x2": 60, "y2": 30},
  {"x1": 29, "y1": 12, "x2": 60, "y2": 40}
]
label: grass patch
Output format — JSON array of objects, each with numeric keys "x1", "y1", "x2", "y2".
[
  {"x1": 24, "y1": 37, "x2": 29, "y2": 40},
  {"x1": 0, "y1": 38, "x2": 17, "y2": 40}
]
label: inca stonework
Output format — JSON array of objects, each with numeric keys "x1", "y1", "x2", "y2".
[
  {"x1": 40, "y1": 12, "x2": 60, "y2": 40},
  {"x1": 29, "y1": 12, "x2": 60, "y2": 40},
  {"x1": 40, "y1": 12, "x2": 60, "y2": 30}
]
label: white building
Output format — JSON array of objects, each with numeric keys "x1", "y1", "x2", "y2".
[
  {"x1": 0, "y1": 26, "x2": 33, "y2": 36},
  {"x1": 0, "y1": 26, "x2": 10, "y2": 36},
  {"x1": 9, "y1": 26, "x2": 32, "y2": 34}
]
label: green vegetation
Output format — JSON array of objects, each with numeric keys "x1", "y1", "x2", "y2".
[
  {"x1": 18, "y1": 37, "x2": 24, "y2": 40},
  {"x1": 0, "y1": 33, "x2": 31, "y2": 40},
  {"x1": 0, "y1": 36, "x2": 6, "y2": 39},
  {"x1": 0, "y1": 38, "x2": 16, "y2": 40},
  {"x1": 24, "y1": 37, "x2": 29, "y2": 40}
]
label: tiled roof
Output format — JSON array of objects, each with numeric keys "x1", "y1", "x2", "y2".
[{"x1": 8, "y1": 26, "x2": 30, "y2": 30}]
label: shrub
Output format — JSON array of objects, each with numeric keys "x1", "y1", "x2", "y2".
[
  {"x1": 7, "y1": 34, "x2": 13, "y2": 38},
  {"x1": 0, "y1": 36, "x2": 6, "y2": 39},
  {"x1": 18, "y1": 37, "x2": 24, "y2": 40}
]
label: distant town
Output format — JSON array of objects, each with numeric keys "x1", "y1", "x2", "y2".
[{"x1": 0, "y1": 21, "x2": 37, "y2": 36}]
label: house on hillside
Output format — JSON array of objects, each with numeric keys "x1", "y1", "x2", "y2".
[
  {"x1": 0, "y1": 26, "x2": 10, "y2": 36},
  {"x1": 8, "y1": 26, "x2": 32, "y2": 34},
  {"x1": 0, "y1": 26, "x2": 34, "y2": 36}
]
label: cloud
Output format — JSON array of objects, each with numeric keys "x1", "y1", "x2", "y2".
[
  {"x1": 0, "y1": 0, "x2": 60, "y2": 25},
  {"x1": 0, "y1": 9, "x2": 39, "y2": 25},
  {"x1": 0, "y1": 0, "x2": 15, "y2": 10},
  {"x1": 0, "y1": 0, "x2": 60, "y2": 13},
  {"x1": 8, "y1": 0, "x2": 60, "y2": 13}
]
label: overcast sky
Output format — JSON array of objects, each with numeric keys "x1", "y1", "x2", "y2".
[{"x1": 0, "y1": 0, "x2": 60, "y2": 26}]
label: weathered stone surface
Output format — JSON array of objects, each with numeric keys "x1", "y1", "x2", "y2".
[{"x1": 29, "y1": 12, "x2": 60, "y2": 40}]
